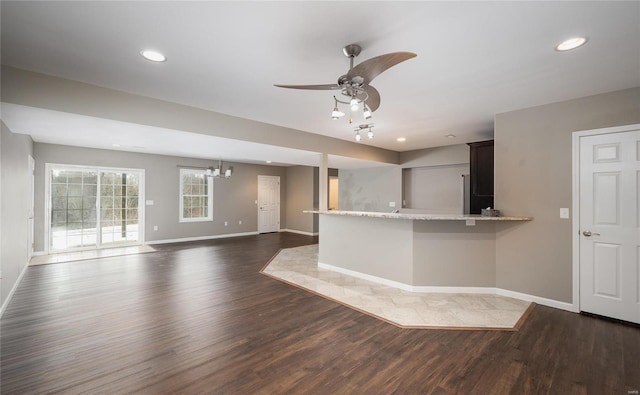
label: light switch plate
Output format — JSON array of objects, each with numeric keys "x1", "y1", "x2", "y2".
[
  {"x1": 145, "y1": 200, "x2": 154, "y2": 206},
  {"x1": 560, "y1": 208, "x2": 570, "y2": 219}
]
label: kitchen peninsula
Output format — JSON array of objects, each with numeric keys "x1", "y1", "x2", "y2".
[{"x1": 304, "y1": 210, "x2": 532, "y2": 291}]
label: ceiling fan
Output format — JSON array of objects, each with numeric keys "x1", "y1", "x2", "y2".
[{"x1": 274, "y1": 44, "x2": 416, "y2": 121}]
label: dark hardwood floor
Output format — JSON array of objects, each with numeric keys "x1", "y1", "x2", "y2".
[{"x1": 1, "y1": 232, "x2": 638, "y2": 394}]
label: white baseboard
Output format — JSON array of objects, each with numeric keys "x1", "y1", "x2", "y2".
[
  {"x1": 318, "y1": 262, "x2": 416, "y2": 292},
  {"x1": 145, "y1": 231, "x2": 259, "y2": 245},
  {"x1": 280, "y1": 229, "x2": 319, "y2": 236},
  {"x1": 411, "y1": 285, "x2": 497, "y2": 294},
  {"x1": 0, "y1": 262, "x2": 29, "y2": 319},
  {"x1": 495, "y1": 288, "x2": 578, "y2": 312},
  {"x1": 318, "y1": 262, "x2": 577, "y2": 312}
]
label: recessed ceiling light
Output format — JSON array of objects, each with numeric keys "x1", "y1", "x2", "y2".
[
  {"x1": 140, "y1": 49, "x2": 166, "y2": 62},
  {"x1": 396, "y1": 137, "x2": 406, "y2": 142},
  {"x1": 555, "y1": 37, "x2": 588, "y2": 51},
  {"x1": 266, "y1": 160, "x2": 272, "y2": 164},
  {"x1": 445, "y1": 134, "x2": 456, "y2": 139}
]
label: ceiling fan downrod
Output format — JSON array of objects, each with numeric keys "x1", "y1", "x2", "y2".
[{"x1": 342, "y1": 44, "x2": 362, "y2": 70}]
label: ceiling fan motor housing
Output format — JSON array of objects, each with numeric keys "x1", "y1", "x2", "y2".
[{"x1": 342, "y1": 44, "x2": 362, "y2": 58}]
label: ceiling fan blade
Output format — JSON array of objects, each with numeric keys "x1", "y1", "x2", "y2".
[
  {"x1": 274, "y1": 84, "x2": 341, "y2": 90},
  {"x1": 364, "y1": 85, "x2": 381, "y2": 112},
  {"x1": 347, "y1": 52, "x2": 417, "y2": 85}
]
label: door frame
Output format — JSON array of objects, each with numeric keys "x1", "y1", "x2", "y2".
[
  {"x1": 571, "y1": 123, "x2": 640, "y2": 313},
  {"x1": 27, "y1": 155, "x2": 35, "y2": 261},
  {"x1": 44, "y1": 163, "x2": 146, "y2": 254}
]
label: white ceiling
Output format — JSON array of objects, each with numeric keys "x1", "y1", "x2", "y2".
[{"x1": 1, "y1": 1, "x2": 639, "y2": 163}]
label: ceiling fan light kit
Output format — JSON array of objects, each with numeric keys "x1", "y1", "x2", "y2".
[
  {"x1": 331, "y1": 97, "x2": 346, "y2": 119},
  {"x1": 275, "y1": 43, "x2": 416, "y2": 142}
]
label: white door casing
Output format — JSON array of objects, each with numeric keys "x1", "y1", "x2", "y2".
[
  {"x1": 258, "y1": 175, "x2": 280, "y2": 233},
  {"x1": 578, "y1": 127, "x2": 640, "y2": 324},
  {"x1": 27, "y1": 155, "x2": 35, "y2": 261}
]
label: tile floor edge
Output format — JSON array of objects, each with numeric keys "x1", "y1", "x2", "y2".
[{"x1": 261, "y1": 245, "x2": 532, "y2": 331}]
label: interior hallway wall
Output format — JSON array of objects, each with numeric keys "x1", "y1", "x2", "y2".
[
  {"x1": 1, "y1": 122, "x2": 33, "y2": 307},
  {"x1": 495, "y1": 87, "x2": 640, "y2": 303},
  {"x1": 285, "y1": 165, "x2": 318, "y2": 234}
]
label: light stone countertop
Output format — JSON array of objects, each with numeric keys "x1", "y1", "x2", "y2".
[{"x1": 303, "y1": 210, "x2": 533, "y2": 221}]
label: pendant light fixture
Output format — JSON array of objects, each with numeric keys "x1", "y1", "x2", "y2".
[{"x1": 178, "y1": 159, "x2": 233, "y2": 179}]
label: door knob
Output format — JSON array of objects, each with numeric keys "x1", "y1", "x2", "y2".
[{"x1": 583, "y1": 230, "x2": 601, "y2": 237}]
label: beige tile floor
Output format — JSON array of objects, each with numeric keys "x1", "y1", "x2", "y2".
[
  {"x1": 30, "y1": 245, "x2": 156, "y2": 265},
  {"x1": 262, "y1": 244, "x2": 532, "y2": 330}
]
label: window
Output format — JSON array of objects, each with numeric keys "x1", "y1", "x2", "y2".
[{"x1": 180, "y1": 169, "x2": 213, "y2": 222}]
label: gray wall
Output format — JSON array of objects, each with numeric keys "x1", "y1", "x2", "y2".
[
  {"x1": 2, "y1": 66, "x2": 399, "y2": 165},
  {"x1": 400, "y1": 144, "x2": 469, "y2": 168},
  {"x1": 338, "y1": 166, "x2": 402, "y2": 212},
  {"x1": 33, "y1": 143, "x2": 290, "y2": 251},
  {"x1": 1, "y1": 122, "x2": 33, "y2": 306},
  {"x1": 400, "y1": 144, "x2": 470, "y2": 213},
  {"x1": 402, "y1": 164, "x2": 469, "y2": 213},
  {"x1": 412, "y1": 221, "x2": 496, "y2": 287},
  {"x1": 285, "y1": 165, "x2": 317, "y2": 234},
  {"x1": 495, "y1": 87, "x2": 640, "y2": 303},
  {"x1": 319, "y1": 215, "x2": 414, "y2": 284},
  {"x1": 338, "y1": 145, "x2": 470, "y2": 214}
]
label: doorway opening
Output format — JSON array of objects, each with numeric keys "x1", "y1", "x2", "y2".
[{"x1": 329, "y1": 176, "x2": 339, "y2": 210}]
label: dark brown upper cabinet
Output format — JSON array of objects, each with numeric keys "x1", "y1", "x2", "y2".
[{"x1": 468, "y1": 140, "x2": 494, "y2": 214}]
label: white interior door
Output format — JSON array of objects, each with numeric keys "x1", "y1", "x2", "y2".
[
  {"x1": 579, "y1": 129, "x2": 640, "y2": 324},
  {"x1": 258, "y1": 175, "x2": 280, "y2": 233}
]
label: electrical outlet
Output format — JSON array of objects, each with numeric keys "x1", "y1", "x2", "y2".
[
  {"x1": 224, "y1": 221, "x2": 228, "y2": 226},
  {"x1": 465, "y1": 219, "x2": 476, "y2": 226},
  {"x1": 239, "y1": 220, "x2": 242, "y2": 225},
  {"x1": 560, "y1": 208, "x2": 570, "y2": 219},
  {"x1": 153, "y1": 225, "x2": 158, "y2": 231},
  {"x1": 389, "y1": 201, "x2": 396, "y2": 207}
]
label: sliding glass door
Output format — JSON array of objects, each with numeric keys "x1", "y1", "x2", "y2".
[
  {"x1": 47, "y1": 164, "x2": 144, "y2": 253},
  {"x1": 50, "y1": 168, "x2": 98, "y2": 250},
  {"x1": 100, "y1": 171, "x2": 140, "y2": 245}
]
